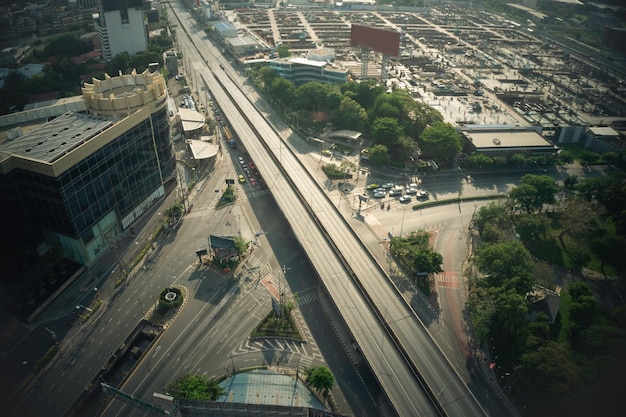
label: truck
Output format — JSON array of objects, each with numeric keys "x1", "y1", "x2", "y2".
[{"x1": 223, "y1": 126, "x2": 236, "y2": 148}]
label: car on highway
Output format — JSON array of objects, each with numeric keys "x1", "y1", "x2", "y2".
[
  {"x1": 399, "y1": 195, "x2": 412, "y2": 203},
  {"x1": 250, "y1": 177, "x2": 256, "y2": 186},
  {"x1": 248, "y1": 161, "x2": 256, "y2": 170},
  {"x1": 366, "y1": 183, "x2": 379, "y2": 190},
  {"x1": 238, "y1": 174, "x2": 245, "y2": 183},
  {"x1": 237, "y1": 157, "x2": 244, "y2": 165}
]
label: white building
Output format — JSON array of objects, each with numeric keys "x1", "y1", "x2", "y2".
[{"x1": 97, "y1": 0, "x2": 148, "y2": 62}]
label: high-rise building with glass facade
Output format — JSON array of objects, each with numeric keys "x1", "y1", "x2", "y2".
[{"x1": 0, "y1": 69, "x2": 175, "y2": 265}]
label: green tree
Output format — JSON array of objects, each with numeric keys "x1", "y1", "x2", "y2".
[
  {"x1": 166, "y1": 374, "x2": 224, "y2": 401},
  {"x1": 367, "y1": 144, "x2": 391, "y2": 167},
  {"x1": 467, "y1": 153, "x2": 493, "y2": 168},
  {"x1": 340, "y1": 79, "x2": 385, "y2": 109},
  {"x1": 418, "y1": 121, "x2": 461, "y2": 162},
  {"x1": 336, "y1": 96, "x2": 369, "y2": 132},
  {"x1": 130, "y1": 50, "x2": 162, "y2": 73},
  {"x1": 257, "y1": 66, "x2": 277, "y2": 91},
  {"x1": 371, "y1": 117, "x2": 403, "y2": 148},
  {"x1": 276, "y1": 44, "x2": 291, "y2": 57},
  {"x1": 295, "y1": 81, "x2": 332, "y2": 113},
  {"x1": 413, "y1": 247, "x2": 443, "y2": 274},
  {"x1": 233, "y1": 235, "x2": 249, "y2": 255},
  {"x1": 589, "y1": 234, "x2": 626, "y2": 275},
  {"x1": 41, "y1": 34, "x2": 88, "y2": 57},
  {"x1": 510, "y1": 174, "x2": 558, "y2": 214},
  {"x1": 270, "y1": 77, "x2": 297, "y2": 110},
  {"x1": 0, "y1": 70, "x2": 28, "y2": 114},
  {"x1": 475, "y1": 241, "x2": 534, "y2": 294},
  {"x1": 474, "y1": 202, "x2": 513, "y2": 235},
  {"x1": 509, "y1": 153, "x2": 527, "y2": 167},
  {"x1": 520, "y1": 341, "x2": 581, "y2": 399},
  {"x1": 558, "y1": 150, "x2": 574, "y2": 165},
  {"x1": 305, "y1": 366, "x2": 335, "y2": 398},
  {"x1": 107, "y1": 52, "x2": 131, "y2": 74},
  {"x1": 514, "y1": 213, "x2": 551, "y2": 241}
]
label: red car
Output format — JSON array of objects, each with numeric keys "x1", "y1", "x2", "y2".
[
  {"x1": 250, "y1": 177, "x2": 257, "y2": 186},
  {"x1": 248, "y1": 161, "x2": 255, "y2": 170}
]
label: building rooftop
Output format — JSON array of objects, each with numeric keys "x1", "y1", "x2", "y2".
[
  {"x1": 462, "y1": 127, "x2": 557, "y2": 151},
  {"x1": 218, "y1": 369, "x2": 326, "y2": 410},
  {"x1": 589, "y1": 126, "x2": 619, "y2": 137},
  {"x1": 0, "y1": 111, "x2": 113, "y2": 164}
]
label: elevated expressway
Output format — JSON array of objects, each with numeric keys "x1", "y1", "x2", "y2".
[{"x1": 175, "y1": 11, "x2": 487, "y2": 417}]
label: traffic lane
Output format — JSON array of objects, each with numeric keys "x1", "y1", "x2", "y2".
[
  {"x1": 249, "y1": 187, "x2": 382, "y2": 415},
  {"x1": 303, "y1": 298, "x2": 383, "y2": 417},
  {"x1": 101, "y1": 282, "x2": 237, "y2": 417},
  {"x1": 195, "y1": 25, "x2": 460, "y2": 417}
]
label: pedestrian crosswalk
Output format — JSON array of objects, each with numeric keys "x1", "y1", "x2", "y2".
[
  {"x1": 294, "y1": 288, "x2": 318, "y2": 307},
  {"x1": 234, "y1": 338, "x2": 322, "y2": 363},
  {"x1": 435, "y1": 272, "x2": 459, "y2": 289},
  {"x1": 246, "y1": 188, "x2": 272, "y2": 199}
]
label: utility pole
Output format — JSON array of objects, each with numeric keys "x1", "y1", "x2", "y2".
[{"x1": 280, "y1": 265, "x2": 290, "y2": 306}]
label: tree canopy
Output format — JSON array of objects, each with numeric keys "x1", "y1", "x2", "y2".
[
  {"x1": 390, "y1": 230, "x2": 443, "y2": 276},
  {"x1": 418, "y1": 121, "x2": 461, "y2": 161},
  {"x1": 305, "y1": 366, "x2": 335, "y2": 397}
]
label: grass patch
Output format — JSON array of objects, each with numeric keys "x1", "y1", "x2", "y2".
[
  {"x1": 216, "y1": 185, "x2": 236, "y2": 208},
  {"x1": 252, "y1": 308, "x2": 302, "y2": 340}
]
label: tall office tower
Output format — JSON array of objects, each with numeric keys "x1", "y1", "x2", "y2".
[
  {"x1": 0, "y1": 70, "x2": 175, "y2": 266},
  {"x1": 97, "y1": 0, "x2": 148, "y2": 62}
]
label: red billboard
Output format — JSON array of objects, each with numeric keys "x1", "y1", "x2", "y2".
[{"x1": 350, "y1": 24, "x2": 400, "y2": 57}]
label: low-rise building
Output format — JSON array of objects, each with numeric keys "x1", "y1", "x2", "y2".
[{"x1": 460, "y1": 125, "x2": 559, "y2": 157}]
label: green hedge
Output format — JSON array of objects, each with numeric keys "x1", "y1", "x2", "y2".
[{"x1": 411, "y1": 194, "x2": 505, "y2": 210}]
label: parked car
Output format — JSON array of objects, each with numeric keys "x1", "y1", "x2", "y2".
[
  {"x1": 250, "y1": 177, "x2": 257, "y2": 186},
  {"x1": 237, "y1": 157, "x2": 244, "y2": 164},
  {"x1": 374, "y1": 191, "x2": 386, "y2": 198},
  {"x1": 389, "y1": 189, "x2": 402, "y2": 197},
  {"x1": 382, "y1": 182, "x2": 395, "y2": 189},
  {"x1": 406, "y1": 187, "x2": 418, "y2": 195},
  {"x1": 417, "y1": 191, "x2": 429, "y2": 199},
  {"x1": 399, "y1": 195, "x2": 412, "y2": 203},
  {"x1": 366, "y1": 183, "x2": 379, "y2": 190}
]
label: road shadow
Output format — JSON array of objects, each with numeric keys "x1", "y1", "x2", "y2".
[{"x1": 188, "y1": 267, "x2": 229, "y2": 304}]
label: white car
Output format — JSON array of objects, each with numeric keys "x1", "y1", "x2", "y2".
[
  {"x1": 399, "y1": 195, "x2": 411, "y2": 203},
  {"x1": 374, "y1": 191, "x2": 386, "y2": 198},
  {"x1": 382, "y1": 182, "x2": 394, "y2": 189},
  {"x1": 389, "y1": 189, "x2": 402, "y2": 197},
  {"x1": 417, "y1": 191, "x2": 429, "y2": 199},
  {"x1": 237, "y1": 157, "x2": 244, "y2": 165},
  {"x1": 406, "y1": 187, "x2": 418, "y2": 195}
]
